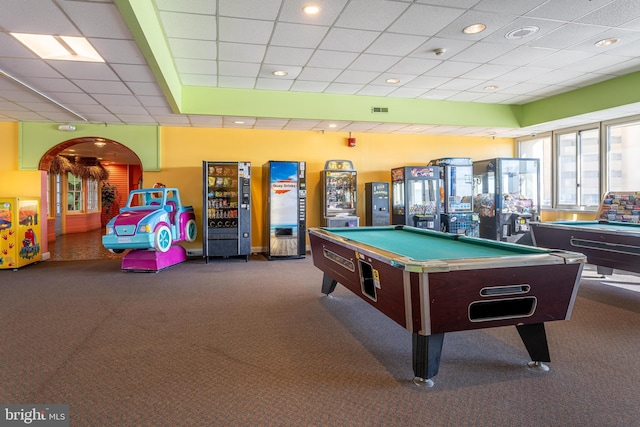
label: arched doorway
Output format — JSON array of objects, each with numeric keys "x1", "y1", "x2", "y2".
[{"x1": 38, "y1": 137, "x2": 143, "y2": 260}]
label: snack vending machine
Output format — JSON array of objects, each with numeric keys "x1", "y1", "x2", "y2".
[
  {"x1": 0, "y1": 197, "x2": 41, "y2": 269},
  {"x1": 263, "y1": 161, "x2": 306, "y2": 259},
  {"x1": 428, "y1": 158, "x2": 479, "y2": 236},
  {"x1": 321, "y1": 160, "x2": 359, "y2": 227},
  {"x1": 203, "y1": 161, "x2": 251, "y2": 261},
  {"x1": 365, "y1": 182, "x2": 390, "y2": 226},
  {"x1": 391, "y1": 166, "x2": 441, "y2": 230},
  {"x1": 473, "y1": 158, "x2": 540, "y2": 244}
]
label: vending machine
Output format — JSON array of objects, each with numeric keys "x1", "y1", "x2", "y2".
[
  {"x1": 428, "y1": 158, "x2": 479, "y2": 236},
  {"x1": 263, "y1": 161, "x2": 306, "y2": 259},
  {"x1": 391, "y1": 166, "x2": 441, "y2": 230},
  {"x1": 202, "y1": 161, "x2": 251, "y2": 261},
  {"x1": 0, "y1": 197, "x2": 42, "y2": 269},
  {"x1": 473, "y1": 158, "x2": 540, "y2": 244},
  {"x1": 321, "y1": 160, "x2": 359, "y2": 227},
  {"x1": 365, "y1": 182, "x2": 390, "y2": 226}
]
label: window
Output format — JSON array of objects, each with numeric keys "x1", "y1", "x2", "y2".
[
  {"x1": 555, "y1": 128, "x2": 599, "y2": 208},
  {"x1": 606, "y1": 120, "x2": 640, "y2": 191},
  {"x1": 67, "y1": 173, "x2": 83, "y2": 212},
  {"x1": 518, "y1": 115, "x2": 640, "y2": 212},
  {"x1": 518, "y1": 135, "x2": 551, "y2": 207},
  {"x1": 87, "y1": 179, "x2": 99, "y2": 211}
]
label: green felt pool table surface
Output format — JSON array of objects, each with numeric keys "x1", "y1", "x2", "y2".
[{"x1": 324, "y1": 226, "x2": 551, "y2": 261}]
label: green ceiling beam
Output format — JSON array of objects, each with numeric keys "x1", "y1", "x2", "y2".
[
  {"x1": 181, "y1": 86, "x2": 523, "y2": 128},
  {"x1": 520, "y1": 71, "x2": 640, "y2": 127},
  {"x1": 115, "y1": 0, "x2": 181, "y2": 112}
]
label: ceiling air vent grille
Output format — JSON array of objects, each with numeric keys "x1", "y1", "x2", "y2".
[{"x1": 372, "y1": 107, "x2": 389, "y2": 113}]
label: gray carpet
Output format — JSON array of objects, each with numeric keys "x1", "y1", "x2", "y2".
[{"x1": 1, "y1": 256, "x2": 639, "y2": 426}]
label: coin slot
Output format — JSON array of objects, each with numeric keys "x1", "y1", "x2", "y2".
[{"x1": 480, "y1": 285, "x2": 530, "y2": 296}]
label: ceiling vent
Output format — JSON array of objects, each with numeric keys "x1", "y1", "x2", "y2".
[
  {"x1": 505, "y1": 26, "x2": 539, "y2": 40},
  {"x1": 372, "y1": 107, "x2": 389, "y2": 113}
]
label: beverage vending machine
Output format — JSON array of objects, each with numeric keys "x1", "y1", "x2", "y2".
[
  {"x1": 263, "y1": 161, "x2": 306, "y2": 259},
  {"x1": 202, "y1": 161, "x2": 251, "y2": 261},
  {"x1": 428, "y1": 158, "x2": 479, "y2": 236},
  {"x1": 321, "y1": 160, "x2": 359, "y2": 227},
  {"x1": 391, "y1": 166, "x2": 441, "y2": 230},
  {"x1": 0, "y1": 197, "x2": 41, "y2": 269}
]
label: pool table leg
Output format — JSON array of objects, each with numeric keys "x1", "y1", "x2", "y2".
[
  {"x1": 321, "y1": 273, "x2": 338, "y2": 295},
  {"x1": 412, "y1": 332, "x2": 445, "y2": 387},
  {"x1": 516, "y1": 323, "x2": 551, "y2": 371}
]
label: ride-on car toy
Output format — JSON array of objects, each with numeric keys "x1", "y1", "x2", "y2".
[{"x1": 102, "y1": 187, "x2": 197, "y2": 254}]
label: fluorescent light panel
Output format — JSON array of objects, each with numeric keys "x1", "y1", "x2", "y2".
[{"x1": 11, "y1": 33, "x2": 104, "y2": 62}]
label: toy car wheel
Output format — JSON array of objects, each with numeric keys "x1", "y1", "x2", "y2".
[
  {"x1": 184, "y1": 219, "x2": 197, "y2": 242},
  {"x1": 108, "y1": 248, "x2": 125, "y2": 254},
  {"x1": 154, "y1": 225, "x2": 172, "y2": 252}
]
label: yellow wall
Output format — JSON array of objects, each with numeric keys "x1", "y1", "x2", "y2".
[
  {"x1": 0, "y1": 122, "x2": 41, "y2": 197},
  {"x1": 1, "y1": 122, "x2": 514, "y2": 251},
  {"x1": 152, "y1": 127, "x2": 514, "y2": 250}
]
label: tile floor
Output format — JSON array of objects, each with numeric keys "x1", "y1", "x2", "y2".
[{"x1": 47, "y1": 229, "x2": 122, "y2": 261}]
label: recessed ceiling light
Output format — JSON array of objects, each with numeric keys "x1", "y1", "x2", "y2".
[
  {"x1": 505, "y1": 26, "x2": 539, "y2": 40},
  {"x1": 303, "y1": 5, "x2": 320, "y2": 15},
  {"x1": 385, "y1": 78, "x2": 400, "y2": 84},
  {"x1": 10, "y1": 33, "x2": 104, "y2": 62},
  {"x1": 463, "y1": 23, "x2": 486, "y2": 35},
  {"x1": 484, "y1": 85, "x2": 499, "y2": 91},
  {"x1": 595, "y1": 37, "x2": 619, "y2": 47},
  {"x1": 233, "y1": 121, "x2": 245, "y2": 124},
  {"x1": 328, "y1": 124, "x2": 337, "y2": 128},
  {"x1": 272, "y1": 70, "x2": 288, "y2": 77}
]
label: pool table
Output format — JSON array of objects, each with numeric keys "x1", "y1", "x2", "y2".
[
  {"x1": 530, "y1": 220, "x2": 640, "y2": 275},
  {"x1": 308, "y1": 225, "x2": 586, "y2": 386}
]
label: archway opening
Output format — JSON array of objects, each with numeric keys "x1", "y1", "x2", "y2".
[{"x1": 38, "y1": 137, "x2": 143, "y2": 260}]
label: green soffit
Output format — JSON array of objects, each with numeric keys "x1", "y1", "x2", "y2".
[{"x1": 116, "y1": 0, "x2": 640, "y2": 130}]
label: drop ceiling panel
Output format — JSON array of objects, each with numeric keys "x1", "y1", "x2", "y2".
[
  {"x1": 348, "y1": 54, "x2": 401, "y2": 73},
  {"x1": 159, "y1": 12, "x2": 217, "y2": 40},
  {"x1": 168, "y1": 39, "x2": 217, "y2": 60},
  {"x1": 2, "y1": 0, "x2": 640, "y2": 145},
  {"x1": 264, "y1": 46, "x2": 313, "y2": 66},
  {"x1": 218, "y1": 0, "x2": 281, "y2": 20},
  {"x1": 270, "y1": 22, "x2": 329, "y2": 48},
  {"x1": 319, "y1": 28, "x2": 380, "y2": 52},
  {"x1": 388, "y1": 4, "x2": 466, "y2": 36},
  {"x1": 335, "y1": 0, "x2": 411, "y2": 31},
  {"x1": 576, "y1": 0, "x2": 640, "y2": 27},
  {"x1": 217, "y1": 43, "x2": 266, "y2": 63},
  {"x1": 220, "y1": 17, "x2": 274, "y2": 45},
  {"x1": 526, "y1": 0, "x2": 613, "y2": 21}
]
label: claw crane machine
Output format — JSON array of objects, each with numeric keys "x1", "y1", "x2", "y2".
[
  {"x1": 0, "y1": 197, "x2": 42, "y2": 269},
  {"x1": 321, "y1": 160, "x2": 359, "y2": 227},
  {"x1": 391, "y1": 166, "x2": 441, "y2": 230},
  {"x1": 473, "y1": 158, "x2": 540, "y2": 245},
  {"x1": 428, "y1": 158, "x2": 479, "y2": 236}
]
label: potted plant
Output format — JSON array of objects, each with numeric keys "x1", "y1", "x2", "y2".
[{"x1": 101, "y1": 182, "x2": 117, "y2": 217}]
